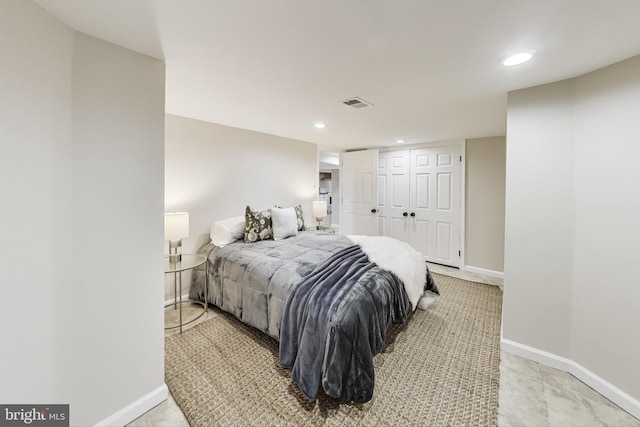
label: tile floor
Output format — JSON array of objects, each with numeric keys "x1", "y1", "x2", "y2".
[{"x1": 129, "y1": 265, "x2": 640, "y2": 427}]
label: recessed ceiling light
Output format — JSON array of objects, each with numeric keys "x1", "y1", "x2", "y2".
[
  {"x1": 395, "y1": 139, "x2": 405, "y2": 144},
  {"x1": 314, "y1": 123, "x2": 327, "y2": 129},
  {"x1": 503, "y1": 52, "x2": 533, "y2": 66}
]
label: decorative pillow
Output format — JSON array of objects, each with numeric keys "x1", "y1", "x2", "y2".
[
  {"x1": 244, "y1": 206, "x2": 273, "y2": 243},
  {"x1": 271, "y1": 207, "x2": 298, "y2": 240},
  {"x1": 210, "y1": 216, "x2": 245, "y2": 247},
  {"x1": 293, "y1": 204, "x2": 306, "y2": 231}
]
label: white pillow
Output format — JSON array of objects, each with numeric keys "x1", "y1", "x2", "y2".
[
  {"x1": 270, "y1": 207, "x2": 298, "y2": 240},
  {"x1": 210, "y1": 216, "x2": 245, "y2": 247}
]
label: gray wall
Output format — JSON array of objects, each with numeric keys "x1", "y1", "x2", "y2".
[
  {"x1": 1, "y1": 0, "x2": 74, "y2": 403},
  {"x1": 164, "y1": 114, "x2": 318, "y2": 298},
  {"x1": 465, "y1": 137, "x2": 506, "y2": 273},
  {"x1": 0, "y1": 1, "x2": 166, "y2": 425},
  {"x1": 504, "y1": 79, "x2": 575, "y2": 356},
  {"x1": 504, "y1": 55, "x2": 640, "y2": 407},
  {"x1": 70, "y1": 33, "x2": 166, "y2": 425}
]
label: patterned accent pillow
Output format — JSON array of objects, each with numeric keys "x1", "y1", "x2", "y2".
[
  {"x1": 244, "y1": 206, "x2": 273, "y2": 243},
  {"x1": 293, "y1": 204, "x2": 306, "y2": 231}
]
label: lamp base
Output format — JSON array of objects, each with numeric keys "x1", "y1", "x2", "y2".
[{"x1": 168, "y1": 239, "x2": 183, "y2": 264}]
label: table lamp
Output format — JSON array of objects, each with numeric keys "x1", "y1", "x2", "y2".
[
  {"x1": 165, "y1": 212, "x2": 189, "y2": 263},
  {"x1": 312, "y1": 201, "x2": 327, "y2": 230}
]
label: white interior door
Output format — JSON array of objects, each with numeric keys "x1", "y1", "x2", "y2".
[
  {"x1": 410, "y1": 146, "x2": 461, "y2": 267},
  {"x1": 378, "y1": 151, "x2": 411, "y2": 242},
  {"x1": 341, "y1": 150, "x2": 378, "y2": 236}
]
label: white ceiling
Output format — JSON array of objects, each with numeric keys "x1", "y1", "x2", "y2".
[{"x1": 35, "y1": 0, "x2": 640, "y2": 150}]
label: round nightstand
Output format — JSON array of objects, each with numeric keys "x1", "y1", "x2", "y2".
[
  {"x1": 314, "y1": 226, "x2": 336, "y2": 234},
  {"x1": 164, "y1": 253, "x2": 208, "y2": 333}
]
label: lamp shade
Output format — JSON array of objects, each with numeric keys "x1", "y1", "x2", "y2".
[
  {"x1": 164, "y1": 212, "x2": 189, "y2": 241},
  {"x1": 312, "y1": 201, "x2": 327, "y2": 219}
]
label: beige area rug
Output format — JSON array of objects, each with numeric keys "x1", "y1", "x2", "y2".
[{"x1": 165, "y1": 273, "x2": 503, "y2": 426}]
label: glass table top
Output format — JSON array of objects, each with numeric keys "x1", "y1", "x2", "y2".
[{"x1": 164, "y1": 253, "x2": 206, "y2": 273}]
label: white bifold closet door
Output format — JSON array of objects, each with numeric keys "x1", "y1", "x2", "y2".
[
  {"x1": 378, "y1": 150, "x2": 411, "y2": 242},
  {"x1": 378, "y1": 145, "x2": 461, "y2": 267}
]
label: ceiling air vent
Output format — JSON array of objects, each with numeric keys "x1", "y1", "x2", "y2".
[{"x1": 340, "y1": 97, "x2": 373, "y2": 109}]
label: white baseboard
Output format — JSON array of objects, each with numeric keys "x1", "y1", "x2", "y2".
[
  {"x1": 463, "y1": 265, "x2": 504, "y2": 280},
  {"x1": 501, "y1": 338, "x2": 640, "y2": 420},
  {"x1": 95, "y1": 383, "x2": 168, "y2": 427}
]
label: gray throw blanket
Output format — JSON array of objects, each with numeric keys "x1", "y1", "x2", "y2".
[{"x1": 279, "y1": 244, "x2": 411, "y2": 402}]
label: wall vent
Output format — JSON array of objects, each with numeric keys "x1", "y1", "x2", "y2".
[{"x1": 340, "y1": 97, "x2": 373, "y2": 109}]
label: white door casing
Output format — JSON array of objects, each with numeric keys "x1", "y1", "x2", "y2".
[{"x1": 341, "y1": 150, "x2": 379, "y2": 236}]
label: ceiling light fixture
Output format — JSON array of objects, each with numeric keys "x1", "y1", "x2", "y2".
[
  {"x1": 395, "y1": 139, "x2": 405, "y2": 144},
  {"x1": 314, "y1": 123, "x2": 327, "y2": 129},
  {"x1": 503, "y1": 52, "x2": 533, "y2": 66}
]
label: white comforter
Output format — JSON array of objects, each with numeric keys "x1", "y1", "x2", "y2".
[{"x1": 347, "y1": 235, "x2": 437, "y2": 310}]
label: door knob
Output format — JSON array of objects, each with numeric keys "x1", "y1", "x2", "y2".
[
  {"x1": 410, "y1": 212, "x2": 416, "y2": 217},
  {"x1": 371, "y1": 208, "x2": 378, "y2": 213},
  {"x1": 403, "y1": 212, "x2": 408, "y2": 217}
]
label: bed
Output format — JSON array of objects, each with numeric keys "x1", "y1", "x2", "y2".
[{"x1": 189, "y1": 212, "x2": 438, "y2": 403}]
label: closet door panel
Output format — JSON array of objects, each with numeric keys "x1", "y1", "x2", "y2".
[
  {"x1": 410, "y1": 146, "x2": 461, "y2": 267},
  {"x1": 410, "y1": 149, "x2": 434, "y2": 258},
  {"x1": 377, "y1": 173, "x2": 387, "y2": 235},
  {"x1": 414, "y1": 218, "x2": 431, "y2": 257},
  {"x1": 414, "y1": 173, "x2": 430, "y2": 210},
  {"x1": 378, "y1": 150, "x2": 410, "y2": 243},
  {"x1": 436, "y1": 221, "x2": 453, "y2": 263}
]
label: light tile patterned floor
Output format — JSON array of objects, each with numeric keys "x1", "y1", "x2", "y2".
[
  {"x1": 129, "y1": 265, "x2": 640, "y2": 426},
  {"x1": 498, "y1": 351, "x2": 640, "y2": 427}
]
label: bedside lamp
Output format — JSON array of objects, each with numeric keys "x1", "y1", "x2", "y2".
[
  {"x1": 165, "y1": 212, "x2": 189, "y2": 263},
  {"x1": 312, "y1": 201, "x2": 327, "y2": 230}
]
